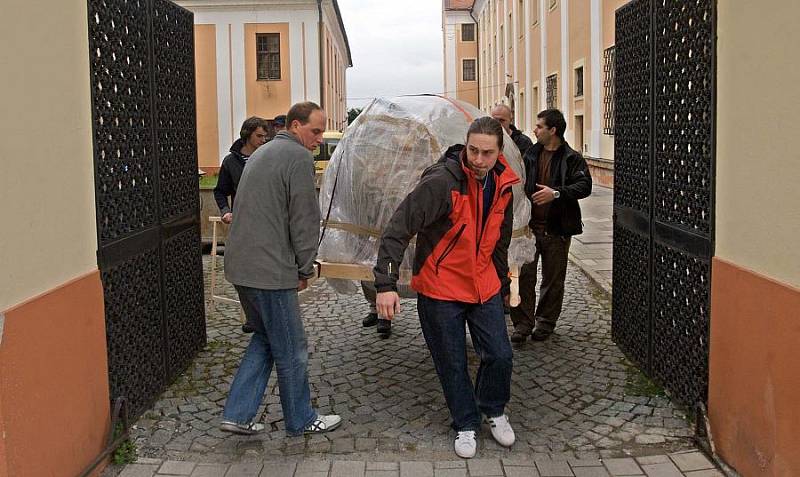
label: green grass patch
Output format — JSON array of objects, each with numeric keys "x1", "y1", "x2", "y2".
[
  {"x1": 199, "y1": 174, "x2": 218, "y2": 189},
  {"x1": 624, "y1": 360, "x2": 666, "y2": 398},
  {"x1": 112, "y1": 423, "x2": 138, "y2": 465}
]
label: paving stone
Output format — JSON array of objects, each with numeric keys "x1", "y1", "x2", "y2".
[
  {"x1": 368, "y1": 462, "x2": 400, "y2": 471},
  {"x1": 257, "y1": 462, "x2": 296, "y2": 477},
  {"x1": 635, "y1": 434, "x2": 666, "y2": 445},
  {"x1": 365, "y1": 472, "x2": 400, "y2": 477},
  {"x1": 136, "y1": 458, "x2": 165, "y2": 465},
  {"x1": 535, "y1": 460, "x2": 574, "y2": 477},
  {"x1": 400, "y1": 461, "x2": 433, "y2": 477},
  {"x1": 504, "y1": 467, "x2": 541, "y2": 477},
  {"x1": 158, "y1": 460, "x2": 196, "y2": 475},
  {"x1": 572, "y1": 467, "x2": 610, "y2": 477},
  {"x1": 668, "y1": 452, "x2": 714, "y2": 472},
  {"x1": 466, "y1": 459, "x2": 503, "y2": 476},
  {"x1": 683, "y1": 471, "x2": 723, "y2": 477},
  {"x1": 602, "y1": 458, "x2": 642, "y2": 476},
  {"x1": 224, "y1": 462, "x2": 263, "y2": 477},
  {"x1": 119, "y1": 464, "x2": 159, "y2": 477},
  {"x1": 432, "y1": 469, "x2": 466, "y2": 477},
  {"x1": 296, "y1": 460, "x2": 332, "y2": 474},
  {"x1": 189, "y1": 464, "x2": 229, "y2": 477},
  {"x1": 331, "y1": 460, "x2": 366, "y2": 477},
  {"x1": 640, "y1": 462, "x2": 683, "y2": 477},
  {"x1": 568, "y1": 459, "x2": 603, "y2": 468},
  {"x1": 435, "y1": 461, "x2": 466, "y2": 469}
]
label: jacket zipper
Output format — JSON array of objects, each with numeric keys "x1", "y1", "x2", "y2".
[{"x1": 435, "y1": 224, "x2": 467, "y2": 275}]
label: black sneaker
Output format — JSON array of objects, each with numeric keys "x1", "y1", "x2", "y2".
[
  {"x1": 531, "y1": 328, "x2": 552, "y2": 341},
  {"x1": 377, "y1": 319, "x2": 392, "y2": 338},
  {"x1": 510, "y1": 330, "x2": 529, "y2": 343},
  {"x1": 362, "y1": 312, "x2": 378, "y2": 327}
]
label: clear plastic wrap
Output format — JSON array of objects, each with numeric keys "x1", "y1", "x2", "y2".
[{"x1": 318, "y1": 95, "x2": 535, "y2": 293}]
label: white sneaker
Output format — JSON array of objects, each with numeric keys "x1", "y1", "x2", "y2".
[
  {"x1": 484, "y1": 414, "x2": 515, "y2": 447},
  {"x1": 454, "y1": 430, "x2": 477, "y2": 458},
  {"x1": 219, "y1": 420, "x2": 265, "y2": 435},
  {"x1": 304, "y1": 414, "x2": 342, "y2": 434}
]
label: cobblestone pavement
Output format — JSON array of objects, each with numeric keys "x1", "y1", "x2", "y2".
[
  {"x1": 124, "y1": 256, "x2": 697, "y2": 467},
  {"x1": 120, "y1": 450, "x2": 722, "y2": 476}
]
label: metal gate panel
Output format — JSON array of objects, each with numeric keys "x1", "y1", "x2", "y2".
[
  {"x1": 612, "y1": 0, "x2": 715, "y2": 408},
  {"x1": 88, "y1": 0, "x2": 205, "y2": 419}
]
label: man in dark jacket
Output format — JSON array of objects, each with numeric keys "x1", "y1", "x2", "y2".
[
  {"x1": 492, "y1": 104, "x2": 534, "y2": 156},
  {"x1": 213, "y1": 117, "x2": 269, "y2": 224},
  {"x1": 374, "y1": 117, "x2": 519, "y2": 459},
  {"x1": 510, "y1": 109, "x2": 592, "y2": 342}
]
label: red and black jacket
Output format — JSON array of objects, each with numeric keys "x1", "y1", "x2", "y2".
[{"x1": 373, "y1": 145, "x2": 520, "y2": 303}]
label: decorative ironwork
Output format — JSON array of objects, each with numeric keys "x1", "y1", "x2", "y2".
[
  {"x1": 612, "y1": 0, "x2": 715, "y2": 409},
  {"x1": 653, "y1": 0, "x2": 714, "y2": 236},
  {"x1": 603, "y1": 46, "x2": 615, "y2": 135},
  {"x1": 546, "y1": 74, "x2": 558, "y2": 109},
  {"x1": 88, "y1": 0, "x2": 205, "y2": 419}
]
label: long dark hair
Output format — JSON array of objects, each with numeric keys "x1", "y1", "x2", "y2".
[{"x1": 466, "y1": 116, "x2": 504, "y2": 150}]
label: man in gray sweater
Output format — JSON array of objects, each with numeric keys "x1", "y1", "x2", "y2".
[{"x1": 219, "y1": 102, "x2": 342, "y2": 436}]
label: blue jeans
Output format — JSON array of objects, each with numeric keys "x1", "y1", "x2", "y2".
[
  {"x1": 417, "y1": 293, "x2": 513, "y2": 432},
  {"x1": 222, "y1": 286, "x2": 317, "y2": 436}
]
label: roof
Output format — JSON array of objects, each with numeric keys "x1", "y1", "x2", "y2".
[
  {"x1": 331, "y1": 0, "x2": 353, "y2": 67},
  {"x1": 444, "y1": 0, "x2": 474, "y2": 10}
]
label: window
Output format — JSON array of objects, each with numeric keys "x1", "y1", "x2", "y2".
[
  {"x1": 546, "y1": 73, "x2": 558, "y2": 108},
  {"x1": 575, "y1": 66, "x2": 584, "y2": 97},
  {"x1": 499, "y1": 27, "x2": 504, "y2": 57},
  {"x1": 532, "y1": 0, "x2": 539, "y2": 25},
  {"x1": 518, "y1": 0, "x2": 525, "y2": 36},
  {"x1": 603, "y1": 46, "x2": 616, "y2": 135},
  {"x1": 519, "y1": 90, "x2": 525, "y2": 130},
  {"x1": 532, "y1": 85, "x2": 540, "y2": 115},
  {"x1": 256, "y1": 33, "x2": 281, "y2": 80},
  {"x1": 463, "y1": 59, "x2": 477, "y2": 82},
  {"x1": 462, "y1": 23, "x2": 475, "y2": 42}
]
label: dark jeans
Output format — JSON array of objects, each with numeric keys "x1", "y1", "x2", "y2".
[
  {"x1": 510, "y1": 230, "x2": 571, "y2": 334},
  {"x1": 417, "y1": 293, "x2": 513, "y2": 432}
]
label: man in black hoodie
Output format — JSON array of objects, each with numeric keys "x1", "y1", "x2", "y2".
[
  {"x1": 491, "y1": 104, "x2": 534, "y2": 157},
  {"x1": 214, "y1": 117, "x2": 269, "y2": 224}
]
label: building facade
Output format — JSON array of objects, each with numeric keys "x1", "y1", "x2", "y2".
[
  {"x1": 176, "y1": 0, "x2": 352, "y2": 172},
  {"x1": 443, "y1": 0, "x2": 628, "y2": 187}
]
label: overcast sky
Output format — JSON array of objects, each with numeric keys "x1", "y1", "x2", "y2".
[{"x1": 337, "y1": 0, "x2": 444, "y2": 109}]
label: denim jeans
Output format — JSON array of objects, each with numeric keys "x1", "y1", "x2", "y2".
[
  {"x1": 222, "y1": 286, "x2": 317, "y2": 436},
  {"x1": 417, "y1": 293, "x2": 513, "y2": 432}
]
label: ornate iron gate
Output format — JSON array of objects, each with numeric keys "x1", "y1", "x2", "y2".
[
  {"x1": 612, "y1": 0, "x2": 715, "y2": 408},
  {"x1": 87, "y1": 0, "x2": 206, "y2": 418}
]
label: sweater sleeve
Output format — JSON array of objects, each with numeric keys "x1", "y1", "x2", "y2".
[
  {"x1": 213, "y1": 159, "x2": 235, "y2": 215},
  {"x1": 288, "y1": 158, "x2": 321, "y2": 279}
]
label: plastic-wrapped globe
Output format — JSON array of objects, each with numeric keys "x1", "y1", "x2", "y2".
[{"x1": 318, "y1": 95, "x2": 535, "y2": 294}]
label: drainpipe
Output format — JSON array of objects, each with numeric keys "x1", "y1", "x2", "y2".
[
  {"x1": 318, "y1": 0, "x2": 325, "y2": 109},
  {"x1": 469, "y1": 6, "x2": 480, "y2": 109}
]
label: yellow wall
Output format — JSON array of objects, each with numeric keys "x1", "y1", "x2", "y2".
[
  {"x1": 456, "y1": 23, "x2": 479, "y2": 107},
  {"x1": 715, "y1": 0, "x2": 800, "y2": 288},
  {"x1": 194, "y1": 24, "x2": 220, "y2": 171},
  {"x1": 0, "y1": 0, "x2": 97, "y2": 311},
  {"x1": 244, "y1": 23, "x2": 292, "y2": 120}
]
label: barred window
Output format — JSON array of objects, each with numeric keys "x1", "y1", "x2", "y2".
[
  {"x1": 462, "y1": 23, "x2": 475, "y2": 42},
  {"x1": 256, "y1": 33, "x2": 281, "y2": 80},
  {"x1": 463, "y1": 59, "x2": 476, "y2": 82},
  {"x1": 575, "y1": 66, "x2": 584, "y2": 97},
  {"x1": 603, "y1": 46, "x2": 616, "y2": 135},
  {"x1": 546, "y1": 73, "x2": 558, "y2": 109}
]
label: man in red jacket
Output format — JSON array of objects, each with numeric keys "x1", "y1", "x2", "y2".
[{"x1": 373, "y1": 117, "x2": 518, "y2": 459}]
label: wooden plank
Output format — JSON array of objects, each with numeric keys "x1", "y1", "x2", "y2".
[{"x1": 316, "y1": 261, "x2": 374, "y2": 281}]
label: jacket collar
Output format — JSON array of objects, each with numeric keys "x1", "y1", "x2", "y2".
[{"x1": 438, "y1": 144, "x2": 520, "y2": 189}]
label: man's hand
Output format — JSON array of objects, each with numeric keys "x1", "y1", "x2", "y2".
[
  {"x1": 221, "y1": 212, "x2": 233, "y2": 224},
  {"x1": 298, "y1": 279, "x2": 308, "y2": 291},
  {"x1": 532, "y1": 184, "x2": 557, "y2": 205},
  {"x1": 376, "y1": 291, "x2": 401, "y2": 321}
]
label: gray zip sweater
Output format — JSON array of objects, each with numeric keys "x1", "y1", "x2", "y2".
[{"x1": 224, "y1": 131, "x2": 320, "y2": 289}]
